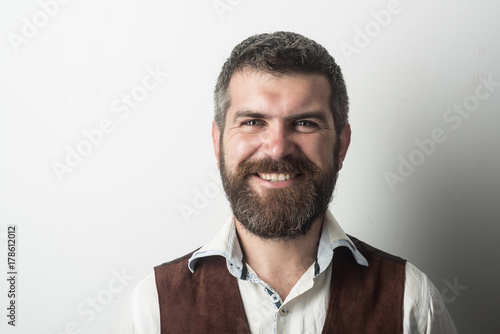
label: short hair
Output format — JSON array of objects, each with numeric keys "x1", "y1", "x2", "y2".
[{"x1": 214, "y1": 31, "x2": 349, "y2": 135}]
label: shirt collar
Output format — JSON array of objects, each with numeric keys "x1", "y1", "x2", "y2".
[{"x1": 188, "y1": 210, "x2": 368, "y2": 278}]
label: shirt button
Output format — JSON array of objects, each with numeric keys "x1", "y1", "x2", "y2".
[
  {"x1": 269, "y1": 293, "x2": 280, "y2": 303},
  {"x1": 280, "y1": 309, "x2": 289, "y2": 317}
]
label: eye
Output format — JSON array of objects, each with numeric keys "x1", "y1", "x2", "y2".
[
  {"x1": 242, "y1": 119, "x2": 262, "y2": 126},
  {"x1": 295, "y1": 120, "x2": 317, "y2": 127},
  {"x1": 293, "y1": 119, "x2": 320, "y2": 133}
]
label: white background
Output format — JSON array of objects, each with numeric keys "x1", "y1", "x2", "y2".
[{"x1": 1, "y1": 0, "x2": 499, "y2": 333}]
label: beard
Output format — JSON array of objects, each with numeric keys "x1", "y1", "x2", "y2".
[{"x1": 219, "y1": 144, "x2": 340, "y2": 240}]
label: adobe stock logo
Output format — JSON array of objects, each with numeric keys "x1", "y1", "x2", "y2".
[
  {"x1": 50, "y1": 268, "x2": 134, "y2": 334},
  {"x1": 178, "y1": 169, "x2": 222, "y2": 225},
  {"x1": 212, "y1": 0, "x2": 244, "y2": 21},
  {"x1": 433, "y1": 276, "x2": 467, "y2": 318},
  {"x1": 51, "y1": 65, "x2": 169, "y2": 182},
  {"x1": 385, "y1": 74, "x2": 499, "y2": 192},
  {"x1": 340, "y1": 0, "x2": 404, "y2": 63},
  {"x1": 7, "y1": 0, "x2": 72, "y2": 53}
]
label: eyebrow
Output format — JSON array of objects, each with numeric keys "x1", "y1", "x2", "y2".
[
  {"x1": 233, "y1": 111, "x2": 268, "y2": 123},
  {"x1": 285, "y1": 111, "x2": 328, "y2": 123},
  {"x1": 232, "y1": 110, "x2": 328, "y2": 123}
]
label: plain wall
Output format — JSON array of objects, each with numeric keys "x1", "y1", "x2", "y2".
[{"x1": 1, "y1": 0, "x2": 499, "y2": 333}]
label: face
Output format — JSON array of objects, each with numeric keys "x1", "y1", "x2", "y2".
[{"x1": 212, "y1": 69, "x2": 351, "y2": 240}]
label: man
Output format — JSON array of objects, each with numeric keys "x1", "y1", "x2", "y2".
[{"x1": 116, "y1": 31, "x2": 457, "y2": 333}]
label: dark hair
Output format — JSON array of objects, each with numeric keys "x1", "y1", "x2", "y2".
[{"x1": 214, "y1": 31, "x2": 349, "y2": 135}]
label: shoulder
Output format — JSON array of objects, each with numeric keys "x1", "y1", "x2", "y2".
[
  {"x1": 348, "y1": 234, "x2": 406, "y2": 264},
  {"x1": 403, "y1": 262, "x2": 458, "y2": 334},
  {"x1": 113, "y1": 250, "x2": 199, "y2": 334},
  {"x1": 154, "y1": 250, "x2": 195, "y2": 280},
  {"x1": 113, "y1": 249, "x2": 224, "y2": 334},
  {"x1": 155, "y1": 250, "x2": 195, "y2": 268}
]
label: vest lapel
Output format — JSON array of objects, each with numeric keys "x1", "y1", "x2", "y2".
[
  {"x1": 321, "y1": 242, "x2": 405, "y2": 333},
  {"x1": 156, "y1": 254, "x2": 250, "y2": 334}
]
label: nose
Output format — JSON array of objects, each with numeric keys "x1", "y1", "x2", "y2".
[{"x1": 261, "y1": 122, "x2": 295, "y2": 159}]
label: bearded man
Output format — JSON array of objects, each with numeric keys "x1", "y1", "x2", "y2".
[{"x1": 116, "y1": 31, "x2": 457, "y2": 334}]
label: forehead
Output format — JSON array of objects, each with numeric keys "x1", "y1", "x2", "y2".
[{"x1": 226, "y1": 69, "x2": 333, "y2": 122}]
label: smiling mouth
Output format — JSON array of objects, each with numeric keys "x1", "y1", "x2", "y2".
[{"x1": 256, "y1": 173, "x2": 300, "y2": 182}]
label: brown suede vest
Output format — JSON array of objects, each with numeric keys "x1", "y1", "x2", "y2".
[{"x1": 154, "y1": 236, "x2": 406, "y2": 334}]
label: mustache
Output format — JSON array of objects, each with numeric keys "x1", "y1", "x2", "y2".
[{"x1": 236, "y1": 157, "x2": 319, "y2": 177}]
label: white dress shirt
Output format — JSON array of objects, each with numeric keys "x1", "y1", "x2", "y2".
[{"x1": 114, "y1": 211, "x2": 457, "y2": 334}]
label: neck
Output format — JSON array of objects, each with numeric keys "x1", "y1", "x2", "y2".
[{"x1": 235, "y1": 215, "x2": 324, "y2": 300}]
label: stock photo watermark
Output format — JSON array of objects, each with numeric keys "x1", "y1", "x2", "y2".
[
  {"x1": 339, "y1": 0, "x2": 403, "y2": 63},
  {"x1": 212, "y1": 0, "x2": 244, "y2": 21},
  {"x1": 50, "y1": 268, "x2": 134, "y2": 334},
  {"x1": 432, "y1": 276, "x2": 468, "y2": 319},
  {"x1": 6, "y1": 225, "x2": 18, "y2": 327},
  {"x1": 178, "y1": 169, "x2": 222, "y2": 224},
  {"x1": 51, "y1": 64, "x2": 169, "y2": 182},
  {"x1": 385, "y1": 74, "x2": 500, "y2": 192},
  {"x1": 440, "y1": 277, "x2": 467, "y2": 305},
  {"x1": 7, "y1": 0, "x2": 73, "y2": 53}
]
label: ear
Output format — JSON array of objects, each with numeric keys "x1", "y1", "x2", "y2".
[
  {"x1": 212, "y1": 121, "x2": 221, "y2": 168},
  {"x1": 337, "y1": 124, "x2": 351, "y2": 171}
]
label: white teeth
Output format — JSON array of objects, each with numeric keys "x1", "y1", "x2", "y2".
[{"x1": 258, "y1": 173, "x2": 297, "y2": 182}]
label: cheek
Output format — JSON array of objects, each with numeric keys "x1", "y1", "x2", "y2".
[
  {"x1": 300, "y1": 138, "x2": 336, "y2": 167},
  {"x1": 223, "y1": 134, "x2": 261, "y2": 164}
]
